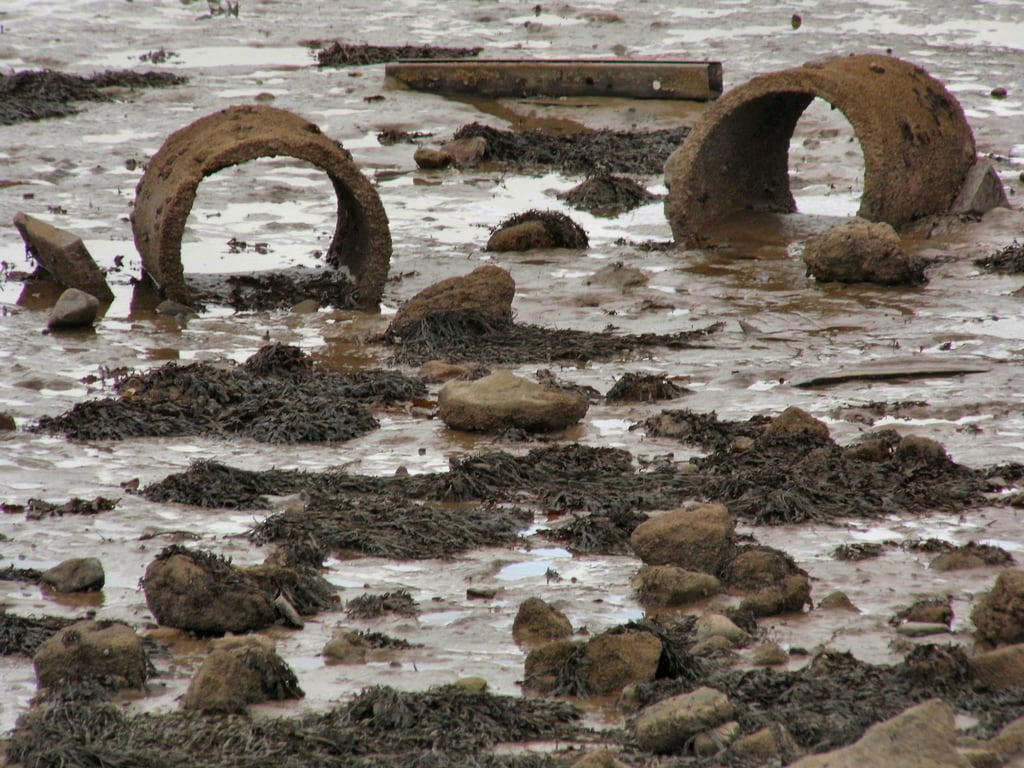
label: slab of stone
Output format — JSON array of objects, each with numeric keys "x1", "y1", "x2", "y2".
[
  {"x1": 950, "y1": 159, "x2": 1009, "y2": 215},
  {"x1": 13, "y1": 212, "x2": 114, "y2": 302},
  {"x1": 792, "y1": 358, "x2": 990, "y2": 388},
  {"x1": 439, "y1": 370, "x2": 588, "y2": 433}
]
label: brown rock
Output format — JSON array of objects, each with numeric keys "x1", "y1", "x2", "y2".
[
  {"x1": 40, "y1": 557, "x2": 104, "y2": 592},
  {"x1": 732, "y1": 725, "x2": 800, "y2": 762},
  {"x1": 631, "y1": 565, "x2": 721, "y2": 608},
  {"x1": 440, "y1": 136, "x2": 487, "y2": 168},
  {"x1": 969, "y1": 644, "x2": 1024, "y2": 690},
  {"x1": 634, "y1": 687, "x2": 735, "y2": 754},
  {"x1": 895, "y1": 435, "x2": 949, "y2": 465},
  {"x1": 513, "y1": 597, "x2": 572, "y2": 645},
  {"x1": 413, "y1": 146, "x2": 453, "y2": 169},
  {"x1": 438, "y1": 370, "x2": 589, "y2": 433},
  {"x1": 33, "y1": 620, "x2": 148, "y2": 690},
  {"x1": 695, "y1": 614, "x2": 751, "y2": 647},
  {"x1": 724, "y1": 546, "x2": 803, "y2": 591},
  {"x1": 629, "y1": 503, "x2": 735, "y2": 574},
  {"x1": 0, "y1": 411, "x2": 15, "y2": 431},
  {"x1": 523, "y1": 638, "x2": 581, "y2": 694},
  {"x1": 803, "y1": 219, "x2": 926, "y2": 285},
  {"x1": 572, "y1": 748, "x2": 629, "y2": 768},
  {"x1": 752, "y1": 641, "x2": 789, "y2": 666},
  {"x1": 486, "y1": 219, "x2": 556, "y2": 252},
  {"x1": 819, "y1": 591, "x2": 860, "y2": 612},
  {"x1": 899, "y1": 597, "x2": 953, "y2": 626},
  {"x1": 48, "y1": 288, "x2": 101, "y2": 329},
  {"x1": 987, "y1": 715, "x2": 1024, "y2": 761},
  {"x1": 420, "y1": 360, "x2": 475, "y2": 381},
  {"x1": 693, "y1": 720, "x2": 740, "y2": 757},
  {"x1": 13, "y1": 212, "x2": 114, "y2": 302},
  {"x1": 765, "y1": 406, "x2": 830, "y2": 440},
  {"x1": 322, "y1": 629, "x2": 369, "y2": 663},
  {"x1": 740, "y1": 574, "x2": 813, "y2": 618},
  {"x1": 388, "y1": 265, "x2": 515, "y2": 338},
  {"x1": 972, "y1": 569, "x2": 1024, "y2": 645},
  {"x1": 183, "y1": 635, "x2": 303, "y2": 714},
  {"x1": 580, "y1": 631, "x2": 662, "y2": 695},
  {"x1": 789, "y1": 699, "x2": 969, "y2": 767}
]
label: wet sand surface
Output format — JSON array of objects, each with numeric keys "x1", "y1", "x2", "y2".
[{"x1": 1, "y1": 0, "x2": 1024, "y2": 752}]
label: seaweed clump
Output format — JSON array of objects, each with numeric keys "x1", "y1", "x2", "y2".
[
  {"x1": 453, "y1": 121, "x2": 689, "y2": 176},
  {"x1": 489, "y1": 210, "x2": 589, "y2": 250},
  {"x1": 558, "y1": 174, "x2": 659, "y2": 216},
  {"x1": 605, "y1": 373, "x2": 690, "y2": 403},
  {"x1": 638, "y1": 409, "x2": 772, "y2": 452},
  {"x1": 0, "y1": 611, "x2": 76, "y2": 656},
  {"x1": 316, "y1": 42, "x2": 482, "y2": 67},
  {"x1": 32, "y1": 344, "x2": 424, "y2": 443},
  {"x1": 346, "y1": 590, "x2": 419, "y2": 619},
  {"x1": 188, "y1": 269, "x2": 361, "y2": 311},
  {"x1": 974, "y1": 240, "x2": 1024, "y2": 273},
  {"x1": 0, "y1": 69, "x2": 187, "y2": 125}
]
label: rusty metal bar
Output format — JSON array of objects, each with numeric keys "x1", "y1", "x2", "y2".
[{"x1": 384, "y1": 58, "x2": 723, "y2": 101}]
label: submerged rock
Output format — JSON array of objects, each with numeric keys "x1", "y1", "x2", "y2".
[
  {"x1": 802, "y1": 219, "x2": 926, "y2": 285},
  {"x1": 629, "y1": 502, "x2": 735, "y2": 574},
  {"x1": 388, "y1": 265, "x2": 514, "y2": 338},
  {"x1": 972, "y1": 569, "x2": 1024, "y2": 645},
  {"x1": 634, "y1": 686, "x2": 735, "y2": 754},
  {"x1": 789, "y1": 699, "x2": 969, "y2": 767},
  {"x1": 40, "y1": 557, "x2": 104, "y2": 592},
  {"x1": 438, "y1": 370, "x2": 589, "y2": 433},
  {"x1": 632, "y1": 565, "x2": 721, "y2": 608},
  {"x1": 48, "y1": 287, "x2": 100, "y2": 329},
  {"x1": 33, "y1": 620, "x2": 148, "y2": 689},
  {"x1": 513, "y1": 597, "x2": 573, "y2": 645},
  {"x1": 183, "y1": 635, "x2": 303, "y2": 714}
]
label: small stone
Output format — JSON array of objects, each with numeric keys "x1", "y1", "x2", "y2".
[
  {"x1": 765, "y1": 406, "x2": 830, "y2": 440},
  {"x1": 791, "y1": 13, "x2": 802, "y2": 29},
  {"x1": 40, "y1": 557, "x2": 105, "y2": 592},
  {"x1": 439, "y1": 370, "x2": 589, "y2": 433},
  {"x1": 451, "y1": 676, "x2": 488, "y2": 694},
  {"x1": 693, "y1": 720, "x2": 740, "y2": 757},
  {"x1": 466, "y1": 586, "x2": 498, "y2": 600},
  {"x1": 991, "y1": 86, "x2": 1008, "y2": 99},
  {"x1": 819, "y1": 591, "x2": 860, "y2": 612},
  {"x1": 291, "y1": 298, "x2": 319, "y2": 314},
  {"x1": 631, "y1": 565, "x2": 721, "y2": 608},
  {"x1": 275, "y1": 595, "x2": 304, "y2": 629},
  {"x1": 439, "y1": 136, "x2": 487, "y2": 168},
  {"x1": 513, "y1": 597, "x2": 572, "y2": 645},
  {"x1": 155, "y1": 299, "x2": 198, "y2": 319},
  {"x1": 322, "y1": 629, "x2": 368, "y2": 663},
  {"x1": 695, "y1": 614, "x2": 751, "y2": 647},
  {"x1": 184, "y1": 635, "x2": 303, "y2": 714},
  {"x1": 48, "y1": 288, "x2": 100, "y2": 329},
  {"x1": 586, "y1": 262, "x2": 648, "y2": 290},
  {"x1": 634, "y1": 686, "x2": 735, "y2": 754},
  {"x1": 896, "y1": 622, "x2": 951, "y2": 637},
  {"x1": 413, "y1": 146, "x2": 452, "y2": 169},
  {"x1": 752, "y1": 641, "x2": 789, "y2": 666}
]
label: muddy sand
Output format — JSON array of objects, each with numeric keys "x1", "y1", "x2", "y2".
[{"x1": 1, "y1": 0, "x2": 1024, "y2": 766}]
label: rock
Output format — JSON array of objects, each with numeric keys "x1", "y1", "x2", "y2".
[
  {"x1": 991, "y1": 86, "x2": 1009, "y2": 99},
  {"x1": 572, "y1": 748, "x2": 629, "y2": 768},
  {"x1": 466, "y1": 586, "x2": 499, "y2": 600},
  {"x1": 969, "y1": 644, "x2": 1024, "y2": 690},
  {"x1": 631, "y1": 565, "x2": 721, "y2": 608},
  {"x1": 819, "y1": 591, "x2": 860, "y2": 612},
  {"x1": 580, "y1": 631, "x2": 662, "y2": 695},
  {"x1": 452, "y1": 676, "x2": 488, "y2": 694},
  {"x1": 845, "y1": 437, "x2": 893, "y2": 462},
  {"x1": 440, "y1": 136, "x2": 487, "y2": 168},
  {"x1": 388, "y1": 265, "x2": 515, "y2": 338},
  {"x1": 585, "y1": 262, "x2": 648, "y2": 290},
  {"x1": 40, "y1": 557, "x2": 104, "y2": 592},
  {"x1": 0, "y1": 412, "x2": 15, "y2": 431},
  {"x1": 752, "y1": 641, "x2": 789, "y2": 666},
  {"x1": 695, "y1": 614, "x2": 750, "y2": 647},
  {"x1": 732, "y1": 725, "x2": 799, "y2": 762},
  {"x1": 950, "y1": 159, "x2": 1009, "y2": 216},
  {"x1": 183, "y1": 635, "x2": 303, "y2": 714},
  {"x1": 634, "y1": 686, "x2": 735, "y2": 754},
  {"x1": 413, "y1": 146, "x2": 452, "y2": 169},
  {"x1": 765, "y1": 406, "x2": 830, "y2": 440},
  {"x1": 274, "y1": 595, "x2": 304, "y2": 629},
  {"x1": 895, "y1": 435, "x2": 949, "y2": 465},
  {"x1": 33, "y1": 620, "x2": 148, "y2": 689},
  {"x1": 693, "y1": 720, "x2": 740, "y2": 757},
  {"x1": 789, "y1": 699, "x2": 970, "y2": 767},
  {"x1": 972, "y1": 569, "x2": 1024, "y2": 645},
  {"x1": 513, "y1": 597, "x2": 573, "y2": 645},
  {"x1": 291, "y1": 298, "x2": 319, "y2": 314},
  {"x1": 899, "y1": 597, "x2": 953, "y2": 626},
  {"x1": 987, "y1": 714, "x2": 1024, "y2": 761},
  {"x1": 48, "y1": 288, "x2": 101, "y2": 329},
  {"x1": 740, "y1": 574, "x2": 813, "y2": 617},
  {"x1": 691, "y1": 634, "x2": 737, "y2": 657},
  {"x1": 523, "y1": 639, "x2": 581, "y2": 694},
  {"x1": 802, "y1": 219, "x2": 926, "y2": 285},
  {"x1": 322, "y1": 629, "x2": 368, "y2": 663},
  {"x1": 958, "y1": 748, "x2": 1002, "y2": 768},
  {"x1": 932, "y1": 551, "x2": 992, "y2": 571},
  {"x1": 724, "y1": 546, "x2": 803, "y2": 591},
  {"x1": 142, "y1": 547, "x2": 279, "y2": 635},
  {"x1": 896, "y1": 622, "x2": 951, "y2": 637},
  {"x1": 12, "y1": 212, "x2": 114, "y2": 302},
  {"x1": 155, "y1": 299, "x2": 198, "y2": 319},
  {"x1": 629, "y1": 503, "x2": 735, "y2": 574},
  {"x1": 420, "y1": 360, "x2": 476, "y2": 381},
  {"x1": 438, "y1": 370, "x2": 589, "y2": 433},
  {"x1": 486, "y1": 219, "x2": 555, "y2": 251}
]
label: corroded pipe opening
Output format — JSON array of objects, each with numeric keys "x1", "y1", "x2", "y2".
[
  {"x1": 665, "y1": 55, "x2": 977, "y2": 246},
  {"x1": 131, "y1": 105, "x2": 391, "y2": 309}
]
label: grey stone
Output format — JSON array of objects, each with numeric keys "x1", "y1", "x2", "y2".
[
  {"x1": 48, "y1": 288, "x2": 100, "y2": 329},
  {"x1": 634, "y1": 686, "x2": 735, "y2": 754},
  {"x1": 13, "y1": 212, "x2": 114, "y2": 302},
  {"x1": 950, "y1": 159, "x2": 1009, "y2": 216},
  {"x1": 40, "y1": 557, "x2": 105, "y2": 592}
]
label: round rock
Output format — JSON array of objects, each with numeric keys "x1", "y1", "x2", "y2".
[
  {"x1": 438, "y1": 370, "x2": 589, "y2": 433},
  {"x1": 48, "y1": 288, "x2": 101, "y2": 330},
  {"x1": 802, "y1": 219, "x2": 926, "y2": 285},
  {"x1": 40, "y1": 557, "x2": 105, "y2": 592}
]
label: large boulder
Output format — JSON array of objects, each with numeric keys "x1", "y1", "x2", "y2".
[
  {"x1": 387, "y1": 265, "x2": 515, "y2": 338},
  {"x1": 13, "y1": 212, "x2": 114, "y2": 302},
  {"x1": 970, "y1": 644, "x2": 1024, "y2": 690},
  {"x1": 629, "y1": 503, "x2": 735, "y2": 574},
  {"x1": 513, "y1": 597, "x2": 573, "y2": 645},
  {"x1": 579, "y1": 630, "x2": 662, "y2": 695},
  {"x1": 631, "y1": 565, "x2": 721, "y2": 608},
  {"x1": 48, "y1": 288, "x2": 101, "y2": 330},
  {"x1": 972, "y1": 569, "x2": 1024, "y2": 645},
  {"x1": 183, "y1": 635, "x2": 303, "y2": 714},
  {"x1": 33, "y1": 620, "x2": 148, "y2": 689},
  {"x1": 40, "y1": 557, "x2": 105, "y2": 592},
  {"x1": 142, "y1": 546, "x2": 279, "y2": 635},
  {"x1": 634, "y1": 687, "x2": 735, "y2": 754},
  {"x1": 802, "y1": 219, "x2": 926, "y2": 285},
  {"x1": 789, "y1": 699, "x2": 970, "y2": 767},
  {"x1": 439, "y1": 370, "x2": 589, "y2": 433}
]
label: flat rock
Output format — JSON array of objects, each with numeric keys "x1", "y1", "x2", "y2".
[
  {"x1": 48, "y1": 287, "x2": 101, "y2": 329},
  {"x1": 630, "y1": 503, "x2": 735, "y2": 573},
  {"x1": 895, "y1": 621, "x2": 951, "y2": 637},
  {"x1": 789, "y1": 699, "x2": 970, "y2": 767},
  {"x1": 792, "y1": 358, "x2": 990, "y2": 388},
  {"x1": 634, "y1": 686, "x2": 735, "y2": 754},
  {"x1": 950, "y1": 159, "x2": 1009, "y2": 215},
  {"x1": 40, "y1": 557, "x2": 104, "y2": 592},
  {"x1": 13, "y1": 212, "x2": 114, "y2": 302},
  {"x1": 34, "y1": 619, "x2": 148, "y2": 690},
  {"x1": 439, "y1": 370, "x2": 588, "y2": 433},
  {"x1": 388, "y1": 265, "x2": 515, "y2": 338}
]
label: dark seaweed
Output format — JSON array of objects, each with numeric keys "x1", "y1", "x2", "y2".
[
  {"x1": 605, "y1": 373, "x2": 690, "y2": 403},
  {"x1": 636, "y1": 409, "x2": 772, "y2": 452},
  {"x1": 558, "y1": 175, "x2": 659, "y2": 216},
  {"x1": 489, "y1": 209, "x2": 589, "y2": 250},
  {"x1": 974, "y1": 240, "x2": 1024, "y2": 273},
  {"x1": 316, "y1": 42, "x2": 483, "y2": 68},
  {"x1": 0, "y1": 611, "x2": 77, "y2": 656}
]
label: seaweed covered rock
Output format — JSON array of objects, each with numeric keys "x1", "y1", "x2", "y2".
[
  {"x1": 765, "y1": 406, "x2": 830, "y2": 440},
  {"x1": 972, "y1": 569, "x2": 1024, "y2": 645},
  {"x1": 486, "y1": 209, "x2": 589, "y2": 252},
  {"x1": 579, "y1": 630, "x2": 662, "y2": 695},
  {"x1": 634, "y1": 686, "x2": 735, "y2": 754},
  {"x1": 439, "y1": 370, "x2": 589, "y2": 433},
  {"x1": 322, "y1": 629, "x2": 369, "y2": 663},
  {"x1": 632, "y1": 565, "x2": 721, "y2": 608},
  {"x1": 413, "y1": 136, "x2": 487, "y2": 169},
  {"x1": 969, "y1": 644, "x2": 1024, "y2": 690},
  {"x1": 523, "y1": 638, "x2": 581, "y2": 694},
  {"x1": 40, "y1": 557, "x2": 104, "y2": 592},
  {"x1": 605, "y1": 372, "x2": 689, "y2": 402},
  {"x1": 183, "y1": 635, "x2": 303, "y2": 714},
  {"x1": 802, "y1": 219, "x2": 927, "y2": 286},
  {"x1": 513, "y1": 597, "x2": 572, "y2": 645},
  {"x1": 740, "y1": 574, "x2": 813, "y2": 618},
  {"x1": 789, "y1": 699, "x2": 968, "y2": 767},
  {"x1": 558, "y1": 174, "x2": 658, "y2": 216},
  {"x1": 142, "y1": 546, "x2": 279, "y2": 635},
  {"x1": 629, "y1": 503, "x2": 735, "y2": 574},
  {"x1": 388, "y1": 265, "x2": 514, "y2": 338},
  {"x1": 33, "y1": 620, "x2": 148, "y2": 690},
  {"x1": 724, "y1": 546, "x2": 804, "y2": 591}
]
